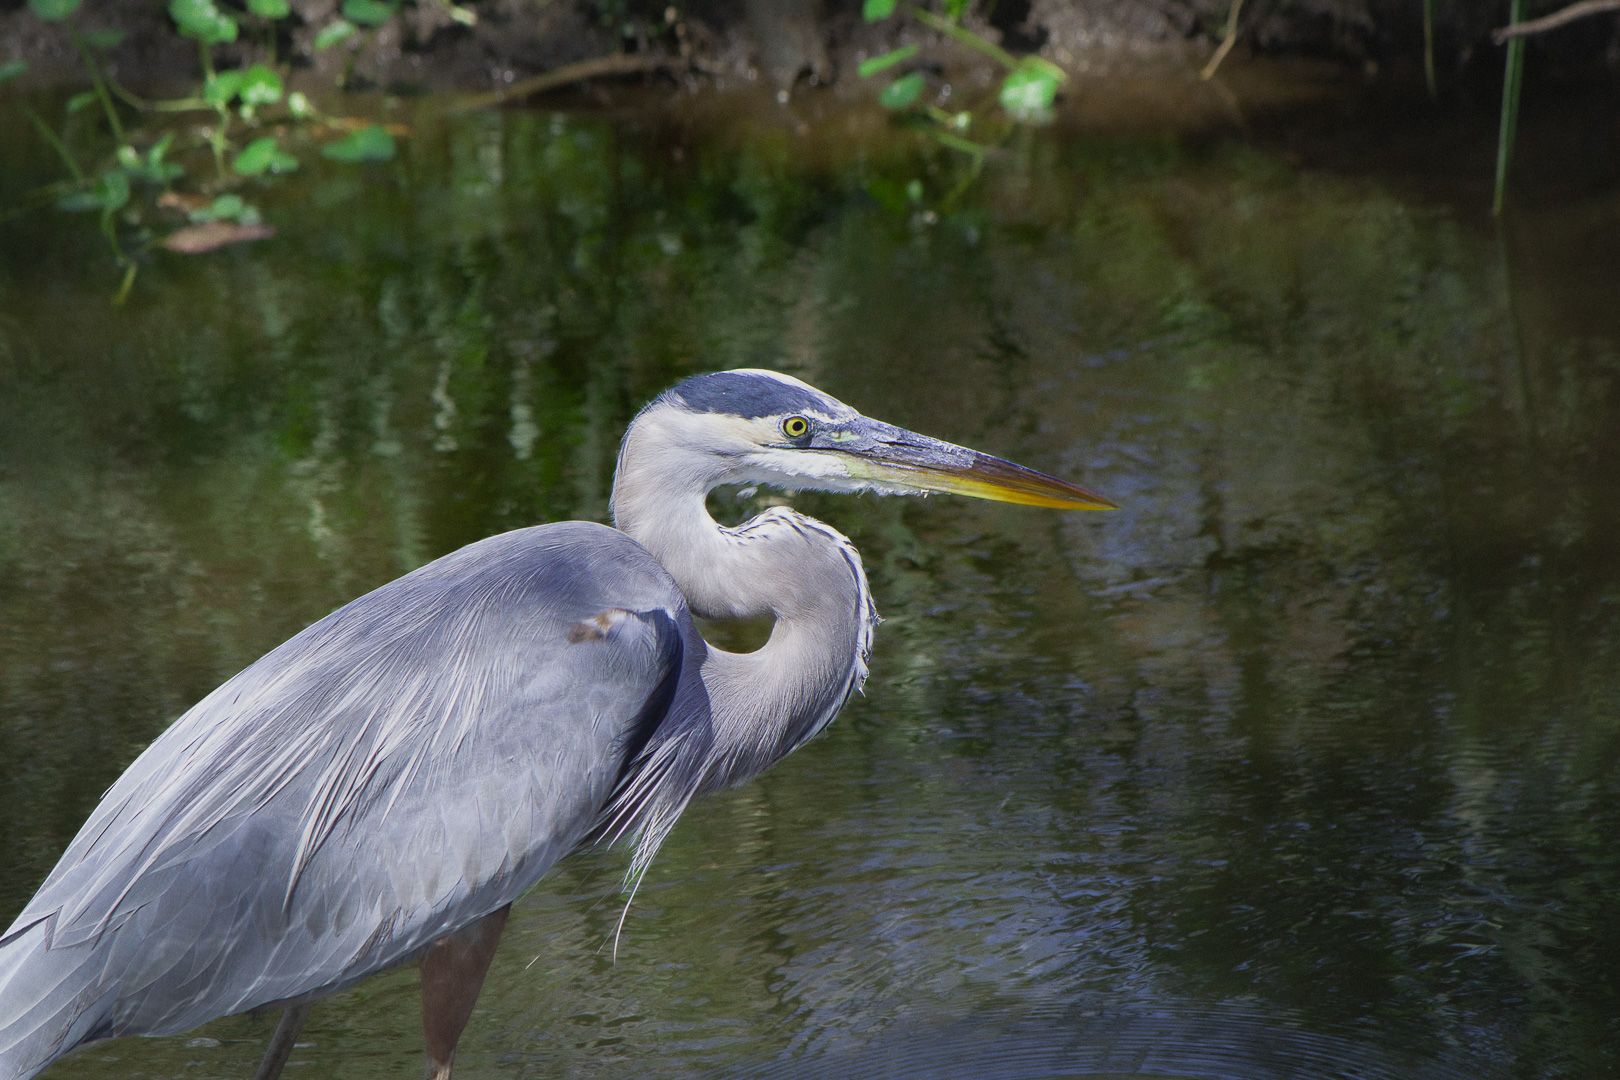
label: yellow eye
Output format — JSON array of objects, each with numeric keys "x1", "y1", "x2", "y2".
[{"x1": 782, "y1": 415, "x2": 810, "y2": 439}]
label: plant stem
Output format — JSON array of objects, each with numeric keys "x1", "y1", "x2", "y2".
[
  {"x1": 1493, "y1": 0, "x2": 1527, "y2": 216},
  {"x1": 22, "y1": 105, "x2": 86, "y2": 183},
  {"x1": 1200, "y1": 0, "x2": 1245, "y2": 80},
  {"x1": 98, "y1": 203, "x2": 128, "y2": 268},
  {"x1": 71, "y1": 32, "x2": 126, "y2": 143},
  {"x1": 911, "y1": 8, "x2": 1018, "y2": 70},
  {"x1": 931, "y1": 130, "x2": 988, "y2": 158},
  {"x1": 209, "y1": 119, "x2": 229, "y2": 180},
  {"x1": 1493, "y1": 0, "x2": 1620, "y2": 42},
  {"x1": 112, "y1": 261, "x2": 138, "y2": 306},
  {"x1": 1422, "y1": 0, "x2": 1437, "y2": 101},
  {"x1": 451, "y1": 53, "x2": 681, "y2": 111}
]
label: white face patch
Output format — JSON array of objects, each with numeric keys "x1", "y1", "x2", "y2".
[{"x1": 732, "y1": 411, "x2": 858, "y2": 490}]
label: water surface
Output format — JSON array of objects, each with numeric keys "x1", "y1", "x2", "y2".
[{"x1": 1, "y1": 76, "x2": 1618, "y2": 1078}]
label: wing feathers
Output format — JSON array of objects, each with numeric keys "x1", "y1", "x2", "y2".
[{"x1": 1, "y1": 523, "x2": 691, "y2": 1046}]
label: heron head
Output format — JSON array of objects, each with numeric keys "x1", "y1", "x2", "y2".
[{"x1": 628, "y1": 369, "x2": 1115, "y2": 511}]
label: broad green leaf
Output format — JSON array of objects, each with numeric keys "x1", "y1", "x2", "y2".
[
  {"x1": 313, "y1": 19, "x2": 357, "y2": 49},
  {"x1": 233, "y1": 135, "x2": 299, "y2": 176},
  {"x1": 342, "y1": 0, "x2": 395, "y2": 26},
  {"x1": 94, "y1": 168, "x2": 130, "y2": 211},
  {"x1": 321, "y1": 124, "x2": 396, "y2": 163},
  {"x1": 28, "y1": 0, "x2": 80, "y2": 22},
  {"x1": 248, "y1": 0, "x2": 291, "y2": 17},
  {"x1": 137, "y1": 133, "x2": 185, "y2": 182},
  {"x1": 203, "y1": 68, "x2": 246, "y2": 107},
  {"x1": 0, "y1": 59, "x2": 27, "y2": 84},
  {"x1": 857, "y1": 44, "x2": 917, "y2": 79},
  {"x1": 65, "y1": 90, "x2": 98, "y2": 113},
  {"x1": 201, "y1": 193, "x2": 246, "y2": 219},
  {"x1": 81, "y1": 28, "x2": 125, "y2": 48},
  {"x1": 191, "y1": 192, "x2": 262, "y2": 225},
  {"x1": 879, "y1": 71, "x2": 925, "y2": 110},
  {"x1": 238, "y1": 63, "x2": 283, "y2": 106},
  {"x1": 861, "y1": 0, "x2": 896, "y2": 21},
  {"x1": 169, "y1": 0, "x2": 238, "y2": 44},
  {"x1": 102, "y1": 169, "x2": 130, "y2": 209},
  {"x1": 113, "y1": 141, "x2": 179, "y2": 184},
  {"x1": 999, "y1": 57, "x2": 1064, "y2": 121}
]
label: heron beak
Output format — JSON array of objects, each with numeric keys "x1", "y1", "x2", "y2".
[{"x1": 836, "y1": 421, "x2": 1117, "y2": 511}]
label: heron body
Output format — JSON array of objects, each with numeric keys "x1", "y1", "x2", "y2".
[{"x1": 0, "y1": 370, "x2": 1111, "y2": 1078}]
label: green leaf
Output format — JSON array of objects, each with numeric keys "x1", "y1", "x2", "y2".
[
  {"x1": 998, "y1": 57, "x2": 1063, "y2": 121},
  {"x1": 202, "y1": 193, "x2": 245, "y2": 219},
  {"x1": 56, "y1": 171, "x2": 147, "y2": 218},
  {"x1": 134, "y1": 133, "x2": 185, "y2": 182},
  {"x1": 322, "y1": 124, "x2": 396, "y2": 163},
  {"x1": 341, "y1": 0, "x2": 396, "y2": 26},
  {"x1": 943, "y1": 0, "x2": 970, "y2": 19},
  {"x1": 190, "y1": 192, "x2": 262, "y2": 225},
  {"x1": 857, "y1": 44, "x2": 917, "y2": 79},
  {"x1": 0, "y1": 59, "x2": 27, "y2": 84},
  {"x1": 248, "y1": 0, "x2": 291, "y2": 17},
  {"x1": 861, "y1": 0, "x2": 896, "y2": 21},
  {"x1": 65, "y1": 89, "x2": 98, "y2": 113},
  {"x1": 238, "y1": 63, "x2": 283, "y2": 106},
  {"x1": 94, "y1": 167, "x2": 130, "y2": 211},
  {"x1": 81, "y1": 28, "x2": 125, "y2": 48},
  {"x1": 313, "y1": 19, "x2": 357, "y2": 50},
  {"x1": 169, "y1": 0, "x2": 238, "y2": 44},
  {"x1": 879, "y1": 71, "x2": 925, "y2": 110},
  {"x1": 27, "y1": 0, "x2": 80, "y2": 22},
  {"x1": 203, "y1": 68, "x2": 246, "y2": 107},
  {"x1": 233, "y1": 135, "x2": 299, "y2": 176}
]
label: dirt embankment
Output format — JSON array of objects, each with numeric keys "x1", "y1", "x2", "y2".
[{"x1": 2, "y1": 0, "x2": 1615, "y2": 96}]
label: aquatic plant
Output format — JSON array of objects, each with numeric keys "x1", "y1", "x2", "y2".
[
  {"x1": 4, "y1": 0, "x2": 401, "y2": 300},
  {"x1": 854, "y1": 0, "x2": 1065, "y2": 208}
]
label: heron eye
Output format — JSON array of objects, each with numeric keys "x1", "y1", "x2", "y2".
[{"x1": 781, "y1": 415, "x2": 811, "y2": 439}]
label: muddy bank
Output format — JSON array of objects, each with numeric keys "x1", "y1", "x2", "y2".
[{"x1": 3, "y1": 0, "x2": 1617, "y2": 97}]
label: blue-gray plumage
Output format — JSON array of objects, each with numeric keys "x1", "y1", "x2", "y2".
[{"x1": 0, "y1": 369, "x2": 1114, "y2": 1079}]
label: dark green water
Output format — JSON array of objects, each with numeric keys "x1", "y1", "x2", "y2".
[{"x1": 2, "y1": 81, "x2": 1618, "y2": 1078}]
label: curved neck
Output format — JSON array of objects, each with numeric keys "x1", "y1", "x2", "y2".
[{"x1": 611, "y1": 415, "x2": 877, "y2": 789}]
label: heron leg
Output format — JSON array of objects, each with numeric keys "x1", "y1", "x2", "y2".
[
  {"x1": 420, "y1": 904, "x2": 511, "y2": 1080},
  {"x1": 251, "y1": 1004, "x2": 310, "y2": 1080}
]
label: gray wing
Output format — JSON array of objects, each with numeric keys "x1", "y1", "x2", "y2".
[{"x1": 0, "y1": 521, "x2": 687, "y2": 1047}]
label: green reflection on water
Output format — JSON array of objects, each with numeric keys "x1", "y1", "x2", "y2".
[{"x1": 1, "y1": 94, "x2": 1617, "y2": 1078}]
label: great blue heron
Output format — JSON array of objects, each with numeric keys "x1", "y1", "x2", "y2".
[{"x1": 0, "y1": 369, "x2": 1113, "y2": 1079}]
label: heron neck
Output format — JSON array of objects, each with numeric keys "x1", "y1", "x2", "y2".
[
  {"x1": 694, "y1": 511, "x2": 877, "y2": 790},
  {"x1": 611, "y1": 440, "x2": 876, "y2": 789}
]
